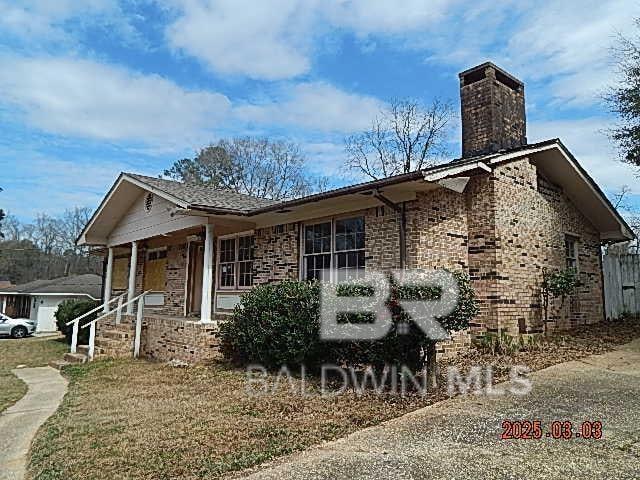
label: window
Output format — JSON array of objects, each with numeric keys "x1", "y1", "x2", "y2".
[
  {"x1": 238, "y1": 235, "x2": 254, "y2": 287},
  {"x1": 218, "y1": 234, "x2": 254, "y2": 289},
  {"x1": 303, "y1": 216, "x2": 365, "y2": 282},
  {"x1": 219, "y1": 238, "x2": 236, "y2": 288},
  {"x1": 304, "y1": 221, "x2": 332, "y2": 281},
  {"x1": 147, "y1": 249, "x2": 167, "y2": 261},
  {"x1": 565, "y1": 235, "x2": 578, "y2": 271}
]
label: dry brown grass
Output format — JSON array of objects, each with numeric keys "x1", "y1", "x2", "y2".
[
  {"x1": 27, "y1": 319, "x2": 640, "y2": 480},
  {"x1": 0, "y1": 336, "x2": 67, "y2": 412}
]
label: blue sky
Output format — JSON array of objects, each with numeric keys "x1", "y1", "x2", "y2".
[{"x1": 1, "y1": 0, "x2": 639, "y2": 223}]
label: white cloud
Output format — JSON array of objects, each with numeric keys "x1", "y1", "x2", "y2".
[
  {"x1": 505, "y1": 0, "x2": 636, "y2": 105},
  {"x1": 0, "y1": 0, "x2": 142, "y2": 48},
  {"x1": 529, "y1": 117, "x2": 639, "y2": 194},
  {"x1": 323, "y1": 0, "x2": 458, "y2": 35},
  {"x1": 163, "y1": 0, "x2": 463, "y2": 80},
  {"x1": 165, "y1": 0, "x2": 316, "y2": 80},
  {"x1": 302, "y1": 141, "x2": 352, "y2": 178},
  {"x1": 0, "y1": 55, "x2": 387, "y2": 151},
  {"x1": 235, "y1": 82, "x2": 384, "y2": 132},
  {"x1": 0, "y1": 56, "x2": 231, "y2": 147}
]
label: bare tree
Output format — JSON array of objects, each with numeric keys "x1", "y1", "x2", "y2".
[
  {"x1": 164, "y1": 137, "x2": 326, "y2": 200},
  {"x1": 345, "y1": 98, "x2": 454, "y2": 180},
  {"x1": 60, "y1": 207, "x2": 92, "y2": 255},
  {"x1": 608, "y1": 185, "x2": 640, "y2": 254},
  {"x1": 0, "y1": 186, "x2": 4, "y2": 239},
  {"x1": 2, "y1": 214, "x2": 22, "y2": 241},
  {"x1": 0, "y1": 208, "x2": 102, "y2": 282}
]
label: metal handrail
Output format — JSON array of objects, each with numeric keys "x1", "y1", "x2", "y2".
[
  {"x1": 79, "y1": 290, "x2": 150, "y2": 361},
  {"x1": 81, "y1": 290, "x2": 151, "y2": 329},
  {"x1": 65, "y1": 293, "x2": 126, "y2": 326}
]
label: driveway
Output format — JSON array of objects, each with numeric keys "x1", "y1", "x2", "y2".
[{"x1": 242, "y1": 339, "x2": 640, "y2": 480}]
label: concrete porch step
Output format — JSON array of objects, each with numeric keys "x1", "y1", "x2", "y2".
[
  {"x1": 77, "y1": 345, "x2": 105, "y2": 356},
  {"x1": 63, "y1": 352, "x2": 88, "y2": 364},
  {"x1": 49, "y1": 359, "x2": 72, "y2": 370}
]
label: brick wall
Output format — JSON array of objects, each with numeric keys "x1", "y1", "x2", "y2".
[
  {"x1": 96, "y1": 313, "x2": 221, "y2": 364},
  {"x1": 365, "y1": 206, "x2": 400, "y2": 271},
  {"x1": 366, "y1": 189, "x2": 471, "y2": 357},
  {"x1": 161, "y1": 243, "x2": 188, "y2": 316},
  {"x1": 406, "y1": 189, "x2": 469, "y2": 271},
  {"x1": 253, "y1": 222, "x2": 300, "y2": 284},
  {"x1": 468, "y1": 158, "x2": 604, "y2": 336},
  {"x1": 141, "y1": 315, "x2": 221, "y2": 363}
]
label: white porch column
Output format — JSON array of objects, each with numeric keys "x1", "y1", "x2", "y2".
[
  {"x1": 126, "y1": 241, "x2": 138, "y2": 314},
  {"x1": 103, "y1": 247, "x2": 114, "y2": 313},
  {"x1": 1, "y1": 297, "x2": 6, "y2": 314},
  {"x1": 200, "y1": 224, "x2": 214, "y2": 322}
]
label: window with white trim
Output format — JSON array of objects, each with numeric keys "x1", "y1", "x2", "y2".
[
  {"x1": 218, "y1": 234, "x2": 254, "y2": 289},
  {"x1": 303, "y1": 216, "x2": 365, "y2": 282},
  {"x1": 565, "y1": 234, "x2": 578, "y2": 271}
]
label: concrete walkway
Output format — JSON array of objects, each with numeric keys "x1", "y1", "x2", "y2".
[
  {"x1": 242, "y1": 340, "x2": 640, "y2": 480},
  {"x1": 0, "y1": 367, "x2": 67, "y2": 480}
]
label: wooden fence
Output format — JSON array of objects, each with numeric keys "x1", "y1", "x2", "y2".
[{"x1": 603, "y1": 253, "x2": 640, "y2": 319}]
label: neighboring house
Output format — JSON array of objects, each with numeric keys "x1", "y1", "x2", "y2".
[
  {"x1": 0, "y1": 274, "x2": 102, "y2": 332},
  {"x1": 77, "y1": 62, "x2": 634, "y2": 363}
]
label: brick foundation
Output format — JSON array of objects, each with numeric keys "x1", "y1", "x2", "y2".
[{"x1": 96, "y1": 313, "x2": 222, "y2": 364}]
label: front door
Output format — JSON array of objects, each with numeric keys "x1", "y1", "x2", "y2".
[{"x1": 187, "y1": 243, "x2": 204, "y2": 316}]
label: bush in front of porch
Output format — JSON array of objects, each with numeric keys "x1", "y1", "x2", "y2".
[
  {"x1": 220, "y1": 272, "x2": 479, "y2": 379},
  {"x1": 55, "y1": 298, "x2": 100, "y2": 345}
]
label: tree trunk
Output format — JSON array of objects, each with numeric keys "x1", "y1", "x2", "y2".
[{"x1": 426, "y1": 341, "x2": 438, "y2": 390}]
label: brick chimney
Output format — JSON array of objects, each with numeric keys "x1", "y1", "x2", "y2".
[{"x1": 459, "y1": 62, "x2": 526, "y2": 158}]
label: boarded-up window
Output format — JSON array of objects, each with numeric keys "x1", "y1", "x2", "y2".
[
  {"x1": 112, "y1": 257, "x2": 129, "y2": 290},
  {"x1": 144, "y1": 248, "x2": 167, "y2": 291}
]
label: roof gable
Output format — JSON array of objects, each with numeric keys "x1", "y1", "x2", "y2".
[{"x1": 125, "y1": 174, "x2": 278, "y2": 211}]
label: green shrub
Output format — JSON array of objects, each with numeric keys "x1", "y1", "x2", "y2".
[
  {"x1": 55, "y1": 299, "x2": 100, "y2": 346},
  {"x1": 220, "y1": 281, "x2": 323, "y2": 369},
  {"x1": 220, "y1": 271, "x2": 479, "y2": 373}
]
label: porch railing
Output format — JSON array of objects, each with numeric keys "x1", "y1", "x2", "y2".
[
  {"x1": 66, "y1": 293, "x2": 126, "y2": 354},
  {"x1": 66, "y1": 291, "x2": 150, "y2": 361}
]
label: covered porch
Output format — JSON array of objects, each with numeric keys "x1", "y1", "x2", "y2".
[
  {"x1": 101, "y1": 220, "x2": 257, "y2": 324},
  {"x1": 78, "y1": 173, "x2": 271, "y2": 326}
]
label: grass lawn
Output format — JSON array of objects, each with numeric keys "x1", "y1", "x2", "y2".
[
  {"x1": 0, "y1": 335, "x2": 68, "y2": 413},
  {"x1": 27, "y1": 319, "x2": 640, "y2": 480}
]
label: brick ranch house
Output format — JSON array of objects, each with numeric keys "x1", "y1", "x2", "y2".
[{"x1": 76, "y1": 62, "x2": 633, "y2": 363}]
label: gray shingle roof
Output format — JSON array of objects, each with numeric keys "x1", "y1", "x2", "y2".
[
  {"x1": 126, "y1": 174, "x2": 278, "y2": 212},
  {"x1": 0, "y1": 274, "x2": 102, "y2": 299}
]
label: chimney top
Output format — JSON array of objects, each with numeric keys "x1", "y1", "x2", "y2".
[
  {"x1": 459, "y1": 62, "x2": 524, "y2": 91},
  {"x1": 459, "y1": 61, "x2": 527, "y2": 158}
]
